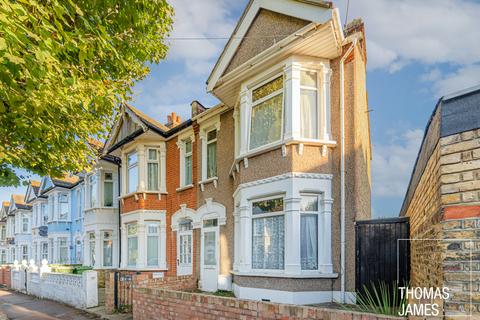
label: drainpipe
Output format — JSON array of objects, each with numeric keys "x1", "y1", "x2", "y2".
[{"x1": 339, "y1": 38, "x2": 357, "y2": 304}]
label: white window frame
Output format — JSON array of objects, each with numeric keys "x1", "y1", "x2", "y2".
[
  {"x1": 21, "y1": 245, "x2": 28, "y2": 261},
  {"x1": 22, "y1": 216, "x2": 29, "y2": 233},
  {"x1": 299, "y1": 193, "x2": 321, "y2": 271},
  {"x1": 102, "y1": 230, "x2": 113, "y2": 267},
  {"x1": 89, "y1": 175, "x2": 97, "y2": 209},
  {"x1": 299, "y1": 68, "x2": 321, "y2": 140},
  {"x1": 41, "y1": 242, "x2": 48, "y2": 261},
  {"x1": 146, "y1": 148, "x2": 160, "y2": 191},
  {"x1": 146, "y1": 221, "x2": 161, "y2": 267},
  {"x1": 247, "y1": 74, "x2": 285, "y2": 153},
  {"x1": 88, "y1": 232, "x2": 96, "y2": 267},
  {"x1": 58, "y1": 237, "x2": 68, "y2": 264},
  {"x1": 58, "y1": 193, "x2": 69, "y2": 220},
  {"x1": 127, "y1": 151, "x2": 139, "y2": 194},
  {"x1": 250, "y1": 195, "x2": 285, "y2": 271},
  {"x1": 77, "y1": 188, "x2": 83, "y2": 219},
  {"x1": 127, "y1": 223, "x2": 138, "y2": 267},
  {"x1": 176, "y1": 219, "x2": 193, "y2": 276},
  {"x1": 41, "y1": 203, "x2": 47, "y2": 226},
  {"x1": 103, "y1": 172, "x2": 114, "y2": 207},
  {"x1": 177, "y1": 132, "x2": 195, "y2": 190}
]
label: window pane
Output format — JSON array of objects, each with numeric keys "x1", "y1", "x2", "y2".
[
  {"x1": 127, "y1": 236, "x2": 138, "y2": 266},
  {"x1": 179, "y1": 220, "x2": 192, "y2": 231},
  {"x1": 207, "y1": 141, "x2": 217, "y2": 178},
  {"x1": 128, "y1": 165, "x2": 138, "y2": 193},
  {"x1": 185, "y1": 155, "x2": 192, "y2": 185},
  {"x1": 301, "y1": 195, "x2": 318, "y2": 211},
  {"x1": 203, "y1": 219, "x2": 218, "y2": 228},
  {"x1": 104, "y1": 181, "x2": 113, "y2": 207},
  {"x1": 203, "y1": 231, "x2": 216, "y2": 266},
  {"x1": 185, "y1": 140, "x2": 192, "y2": 154},
  {"x1": 252, "y1": 76, "x2": 283, "y2": 102},
  {"x1": 148, "y1": 149, "x2": 157, "y2": 161},
  {"x1": 127, "y1": 224, "x2": 137, "y2": 235},
  {"x1": 148, "y1": 163, "x2": 159, "y2": 190},
  {"x1": 90, "y1": 176, "x2": 97, "y2": 207},
  {"x1": 301, "y1": 70, "x2": 317, "y2": 87},
  {"x1": 103, "y1": 240, "x2": 113, "y2": 267},
  {"x1": 128, "y1": 152, "x2": 138, "y2": 165},
  {"x1": 104, "y1": 172, "x2": 113, "y2": 181},
  {"x1": 252, "y1": 198, "x2": 283, "y2": 215},
  {"x1": 249, "y1": 94, "x2": 283, "y2": 150},
  {"x1": 179, "y1": 234, "x2": 192, "y2": 264},
  {"x1": 147, "y1": 236, "x2": 159, "y2": 266},
  {"x1": 300, "y1": 89, "x2": 318, "y2": 139},
  {"x1": 252, "y1": 215, "x2": 284, "y2": 269},
  {"x1": 207, "y1": 130, "x2": 217, "y2": 141},
  {"x1": 301, "y1": 214, "x2": 318, "y2": 270}
]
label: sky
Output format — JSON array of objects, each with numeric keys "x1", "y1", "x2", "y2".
[{"x1": 2, "y1": 0, "x2": 480, "y2": 217}]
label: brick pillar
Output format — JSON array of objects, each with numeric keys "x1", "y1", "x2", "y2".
[{"x1": 105, "y1": 271, "x2": 115, "y2": 314}]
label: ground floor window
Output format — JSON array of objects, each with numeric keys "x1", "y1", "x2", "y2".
[
  {"x1": 89, "y1": 233, "x2": 96, "y2": 266},
  {"x1": 147, "y1": 222, "x2": 159, "y2": 267},
  {"x1": 0, "y1": 250, "x2": 5, "y2": 264},
  {"x1": 300, "y1": 194, "x2": 319, "y2": 270},
  {"x1": 59, "y1": 238, "x2": 68, "y2": 263},
  {"x1": 178, "y1": 220, "x2": 193, "y2": 266},
  {"x1": 127, "y1": 224, "x2": 138, "y2": 267},
  {"x1": 251, "y1": 197, "x2": 285, "y2": 270},
  {"x1": 76, "y1": 239, "x2": 83, "y2": 264},
  {"x1": 11, "y1": 247, "x2": 15, "y2": 261},
  {"x1": 21, "y1": 245, "x2": 28, "y2": 261},
  {"x1": 103, "y1": 231, "x2": 113, "y2": 267}
]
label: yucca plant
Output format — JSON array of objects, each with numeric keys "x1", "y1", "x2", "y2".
[{"x1": 355, "y1": 281, "x2": 407, "y2": 316}]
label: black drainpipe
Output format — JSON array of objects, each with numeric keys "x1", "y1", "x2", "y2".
[{"x1": 114, "y1": 156, "x2": 122, "y2": 310}]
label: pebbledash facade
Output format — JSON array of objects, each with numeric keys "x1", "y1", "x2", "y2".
[{"x1": 102, "y1": 0, "x2": 372, "y2": 304}]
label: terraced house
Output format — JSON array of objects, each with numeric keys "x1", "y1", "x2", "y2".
[{"x1": 0, "y1": 0, "x2": 372, "y2": 307}]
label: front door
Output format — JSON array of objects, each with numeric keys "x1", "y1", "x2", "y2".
[
  {"x1": 201, "y1": 218, "x2": 219, "y2": 292},
  {"x1": 177, "y1": 227, "x2": 193, "y2": 276}
]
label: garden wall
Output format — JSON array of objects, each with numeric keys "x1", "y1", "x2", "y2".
[{"x1": 132, "y1": 287, "x2": 403, "y2": 320}]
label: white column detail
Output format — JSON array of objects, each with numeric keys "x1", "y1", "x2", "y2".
[
  {"x1": 94, "y1": 230, "x2": 101, "y2": 268},
  {"x1": 136, "y1": 223, "x2": 146, "y2": 269},
  {"x1": 284, "y1": 197, "x2": 301, "y2": 274},
  {"x1": 321, "y1": 66, "x2": 333, "y2": 141},
  {"x1": 137, "y1": 145, "x2": 146, "y2": 192},
  {"x1": 238, "y1": 201, "x2": 251, "y2": 272},
  {"x1": 283, "y1": 61, "x2": 301, "y2": 140},
  {"x1": 319, "y1": 198, "x2": 333, "y2": 273},
  {"x1": 233, "y1": 207, "x2": 240, "y2": 271},
  {"x1": 239, "y1": 87, "x2": 250, "y2": 155},
  {"x1": 120, "y1": 225, "x2": 127, "y2": 269}
]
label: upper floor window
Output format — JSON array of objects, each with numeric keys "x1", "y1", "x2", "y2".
[
  {"x1": 41, "y1": 203, "x2": 47, "y2": 225},
  {"x1": 127, "y1": 152, "x2": 138, "y2": 193},
  {"x1": 22, "y1": 216, "x2": 28, "y2": 233},
  {"x1": 77, "y1": 188, "x2": 83, "y2": 218},
  {"x1": 147, "y1": 149, "x2": 159, "y2": 191},
  {"x1": 206, "y1": 130, "x2": 217, "y2": 179},
  {"x1": 184, "y1": 140, "x2": 193, "y2": 186},
  {"x1": 59, "y1": 193, "x2": 69, "y2": 220},
  {"x1": 1, "y1": 226, "x2": 5, "y2": 240},
  {"x1": 300, "y1": 70, "x2": 319, "y2": 140},
  {"x1": 89, "y1": 175, "x2": 97, "y2": 208},
  {"x1": 104, "y1": 172, "x2": 114, "y2": 207},
  {"x1": 249, "y1": 76, "x2": 283, "y2": 151}
]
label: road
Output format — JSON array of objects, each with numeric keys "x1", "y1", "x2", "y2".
[{"x1": 0, "y1": 288, "x2": 100, "y2": 320}]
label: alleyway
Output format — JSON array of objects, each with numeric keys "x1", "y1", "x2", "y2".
[{"x1": 0, "y1": 288, "x2": 99, "y2": 320}]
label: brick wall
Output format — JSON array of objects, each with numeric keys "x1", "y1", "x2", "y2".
[
  {"x1": 132, "y1": 287, "x2": 402, "y2": 320},
  {"x1": 442, "y1": 217, "x2": 480, "y2": 316},
  {"x1": 0, "y1": 266, "x2": 10, "y2": 287},
  {"x1": 440, "y1": 130, "x2": 480, "y2": 207}
]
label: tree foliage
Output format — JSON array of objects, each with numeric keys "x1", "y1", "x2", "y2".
[{"x1": 0, "y1": 0, "x2": 173, "y2": 186}]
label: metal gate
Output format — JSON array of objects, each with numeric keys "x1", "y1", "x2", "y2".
[
  {"x1": 355, "y1": 217, "x2": 410, "y2": 296},
  {"x1": 115, "y1": 272, "x2": 133, "y2": 313}
]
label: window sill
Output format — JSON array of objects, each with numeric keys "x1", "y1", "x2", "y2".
[
  {"x1": 176, "y1": 184, "x2": 194, "y2": 192},
  {"x1": 198, "y1": 177, "x2": 218, "y2": 191},
  {"x1": 119, "y1": 191, "x2": 168, "y2": 201},
  {"x1": 231, "y1": 270, "x2": 338, "y2": 279}
]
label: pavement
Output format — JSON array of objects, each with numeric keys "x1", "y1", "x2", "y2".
[{"x1": 0, "y1": 288, "x2": 99, "y2": 320}]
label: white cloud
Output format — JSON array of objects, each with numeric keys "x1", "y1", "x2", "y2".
[
  {"x1": 372, "y1": 129, "x2": 424, "y2": 197},
  {"x1": 335, "y1": 0, "x2": 480, "y2": 71},
  {"x1": 431, "y1": 64, "x2": 480, "y2": 97}
]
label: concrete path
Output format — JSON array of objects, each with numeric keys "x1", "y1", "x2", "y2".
[{"x1": 0, "y1": 288, "x2": 100, "y2": 320}]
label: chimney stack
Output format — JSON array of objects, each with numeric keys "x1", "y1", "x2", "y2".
[{"x1": 166, "y1": 112, "x2": 182, "y2": 128}]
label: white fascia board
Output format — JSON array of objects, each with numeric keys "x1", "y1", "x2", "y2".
[{"x1": 207, "y1": 0, "x2": 332, "y2": 92}]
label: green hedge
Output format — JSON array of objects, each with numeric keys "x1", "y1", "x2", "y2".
[{"x1": 49, "y1": 264, "x2": 93, "y2": 274}]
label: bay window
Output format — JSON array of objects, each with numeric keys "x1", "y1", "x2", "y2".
[
  {"x1": 300, "y1": 194, "x2": 319, "y2": 270},
  {"x1": 251, "y1": 197, "x2": 285, "y2": 270},
  {"x1": 77, "y1": 188, "x2": 83, "y2": 218},
  {"x1": 127, "y1": 223, "x2": 138, "y2": 267},
  {"x1": 41, "y1": 242, "x2": 48, "y2": 261},
  {"x1": 127, "y1": 152, "x2": 139, "y2": 193},
  {"x1": 147, "y1": 149, "x2": 159, "y2": 191},
  {"x1": 146, "y1": 222, "x2": 160, "y2": 267},
  {"x1": 59, "y1": 238, "x2": 68, "y2": 263},
  {"x1": 184, "y1": 140, "x2": 193, "y2": 186},
  {"x1": 41, "y1": 203, "x2": 47, "y2": 225},
  {"x1": 89, "y1": 232, "x2": 96, "y2": 266},
  {"x1": 249, "y1": 76, "x2": 283, "y2": 150},
  {"x1": 22, "y1": 245, "x2": 28, "y2": 261},
  {"x1": 103, "y1": 231, "x2": 113, "y2": 267},
  {"x1": 22, "y1": 216, "x2": 28, "y2": 233},
  {"x1": 89, "y1": 175, "x2": 97, "y2": 208},
  {"x1": 300, "y1": 70, "x2": 319, "y2": 139},
  {"x1": 103, "y1": 172, "x2": 113, "y2": 207},
  {"x1": 59, "y1": 193, "x2": 68, "y2": 220}
]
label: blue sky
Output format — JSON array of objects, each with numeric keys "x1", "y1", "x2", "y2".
[{"x1": 2, "y1": 0, "x2": 480, "y2": 217}]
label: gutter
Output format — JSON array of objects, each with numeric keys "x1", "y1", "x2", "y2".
[{"x1": 339, "y1": 38, "x2": 357, "y2": 304}]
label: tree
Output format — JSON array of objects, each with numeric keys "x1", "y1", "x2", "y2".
[{"x1": 0, "y1": 0, "x2": 173, "y2": 186}]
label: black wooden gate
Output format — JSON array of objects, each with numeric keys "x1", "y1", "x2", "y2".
[{"x1": 355, "y1": 217, "x2": 410, "y2": 295}]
